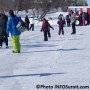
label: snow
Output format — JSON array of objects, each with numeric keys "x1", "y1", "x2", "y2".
[
  {"x1": 0, "y1": 12, "x2": 90, "y2": 90},
  {"x1": 0, "y1": 25, "x2": 90, "y2": 90},
  {"x1": 21, "y1": 11, "x2": 68, "y2": 26}
]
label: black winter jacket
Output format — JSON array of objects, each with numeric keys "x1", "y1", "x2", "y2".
[{"x1": 0, "y1": 14, "x2": 8, "y2": 36}]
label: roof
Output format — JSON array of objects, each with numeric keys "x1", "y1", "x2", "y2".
[{"x1": 68, "y1": 6, "x2": 90, "y2": 9}]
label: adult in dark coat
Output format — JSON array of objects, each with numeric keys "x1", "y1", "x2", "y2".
[
  {"x1": 57, "y1": 17, "x2": 64, "y2": 35},
  {"x1": 82, "y1": 12, "x2": 86, "y2": 26},
  {"x1": 70, "y1": 10, "x2": 76, "y2": 34},
  {"x1": 0, "y1": 13, "x2": 8, "y2": 48},
  {"x1": 79, "y1": 13, "x2": 82, "y2": 26},
  {"x1": 25, "y1": 15, "x2": 30, "y2": 30},
  {"x1": 86, "y1": 12, "x2": 90, "y2": 25}
]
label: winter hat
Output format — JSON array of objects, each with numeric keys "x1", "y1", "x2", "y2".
[{"x1": 9, "y1": 10, "x2": 14, "y2": 17}]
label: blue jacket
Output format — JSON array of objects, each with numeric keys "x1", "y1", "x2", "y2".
[{"x1": 6, "y1": 15, "x2": 21, "y2": 36}]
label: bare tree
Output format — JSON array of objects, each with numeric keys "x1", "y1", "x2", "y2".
[{"x1": 0, "y1": 0, "x2": 74, "y2": 17}]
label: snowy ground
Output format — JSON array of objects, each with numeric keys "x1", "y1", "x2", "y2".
[{"x1": 0, "y1": 25, "x2": 90, "y2": 90}]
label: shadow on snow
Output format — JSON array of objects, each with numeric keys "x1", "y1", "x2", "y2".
[
  {"x1": 22, "y1": 44, "x2": 58, "y2": 48},
  {"x1": 21, "y1": 48, "x2": 85, "y2": 53},
  {"x1": 57, "y1": 48, "x2": 85, "y2": 51},
  {"x1": 0, "y1": 73, "x2": 65, "y2": 79}
]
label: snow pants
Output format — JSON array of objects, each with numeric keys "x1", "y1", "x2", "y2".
[
  {"x1": 44, "y1": 31, "x2": 48, "y2": 41},
  {"x1": 58, "y1": 29, "x2": 64, "y2": 35},
  {"x1": 11, "y1": 35, "x2": 21, "y2": 52},
  {"x1": 48, "y1": 31, "x2": 51, "y2": 38},
  {"x1": 30, "y1": 24, "x2": 34, "y2": 31},
  {"x1": 0, "y1": 35, "x2": 8, "y2": 47},
  {"x1": 71, "y1": 22, "x2": 76, "y2": 34}
]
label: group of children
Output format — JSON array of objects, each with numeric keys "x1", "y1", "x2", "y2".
[
  {"x1": 0, "y1": 9, "x2": 76, "y2": 53},
  {"x1": 41, "y1": 10, "x2": 76, "y2": 41}
]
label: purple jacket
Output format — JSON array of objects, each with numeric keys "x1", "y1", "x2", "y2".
[{"x1": 57, "y1": 19, "x2": 64, "y2": 30}]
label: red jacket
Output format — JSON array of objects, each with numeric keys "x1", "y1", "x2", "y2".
[
  {"x1": 42, "y1": 20, "x2": 48, "y2": 32},
  {"x1": 42, "y1": 20, "x2": 53, "y2": 32}
]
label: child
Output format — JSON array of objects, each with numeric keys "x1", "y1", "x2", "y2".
[
  {"x1": 57, "y1": 17, "x2": 64, "y2": 35},
  {"x1": 41, "y1": 18, "x2": 54, "y2": 41}
]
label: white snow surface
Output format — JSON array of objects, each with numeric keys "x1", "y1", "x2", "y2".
[{"x1": 0, "y1": 17, "x2": 90, "y2": 89}]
